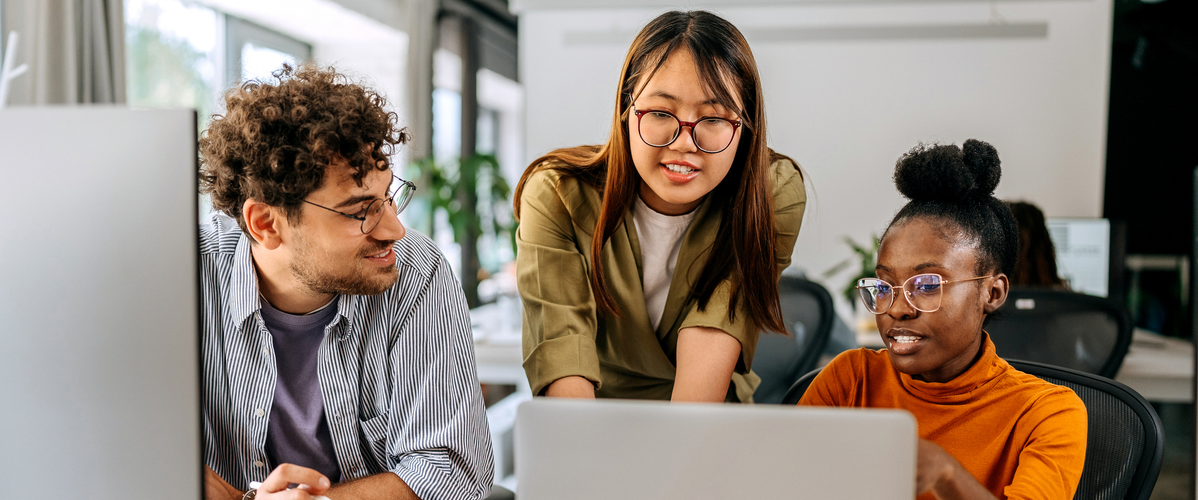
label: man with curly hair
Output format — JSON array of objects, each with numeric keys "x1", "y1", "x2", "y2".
[{"x1": 197, "y1": 64, "x2": 493, "y2": 500}]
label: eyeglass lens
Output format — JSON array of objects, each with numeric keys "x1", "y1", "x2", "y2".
[
  {"x1": 857, "y1": 274, "x2": 945, "y2": 314},
  {"x1": 361, "y1": 180, "x2": 415, "y2": 234},
  {"x1": 638, "y1": 111, "x2": 737, "y2": 153}
]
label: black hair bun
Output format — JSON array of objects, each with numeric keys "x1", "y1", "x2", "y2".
[{"x1": 893, "y1": 139, "x2": 1001, "y2": 203}]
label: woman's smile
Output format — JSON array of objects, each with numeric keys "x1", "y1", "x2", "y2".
[
  {"x1": 660, "y1": 159, "x2": 701, "y2": 183},
  {"x1": 885, "y1": 327, "x2": 928, "y2": 356}
]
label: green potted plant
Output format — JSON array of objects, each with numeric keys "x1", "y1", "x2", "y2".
[{"x1": 408, "y1": 154, "x2": 514, "y2": 307}]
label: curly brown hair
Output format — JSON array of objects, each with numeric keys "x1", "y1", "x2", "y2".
[{"x1": 199, "y1": 63, "x2": 410, "y2": 238}]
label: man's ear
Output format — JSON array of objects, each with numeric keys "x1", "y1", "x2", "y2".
[
  {"x1": 243, "y1": 199, "x2": 286, "y2": 250},
  {"x1": 982, "y1": 273, "x2": 1009, "y2": 314}
]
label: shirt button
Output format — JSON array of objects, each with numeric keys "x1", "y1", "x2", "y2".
[
  {"x1": 254, "y1": 408, "x2": 266, "y2": 417},
  {"x1": 262, "y1": 347, "x2": 269, "y2": 355},
  {"x1": 253, "y1": 460, "x2": 265, "y2": 468}
]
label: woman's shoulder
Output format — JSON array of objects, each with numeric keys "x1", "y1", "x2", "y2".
[
  {"x1": 519, "y1": 158, "x2": 605, "y2": 228},
  {"x1": 523, "y1": 159, "x2": 602, "y2": 199},
  {"x1": 998, "y1": 361, "x2": 1088, "y2": 415},
  {"x1": 766, "y1": 150, "x2": 807, "y2": 201}
]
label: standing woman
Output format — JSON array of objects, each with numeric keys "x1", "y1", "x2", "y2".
[{"x1": 514, "y1": 10, "x2": 806, "y2": 403}]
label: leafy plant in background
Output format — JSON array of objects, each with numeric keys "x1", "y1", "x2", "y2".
[
  {"x1": 408, "y1": 154, "x2": 514, "y2": 306},
  {"x1": 410, "y1": 154, "x2": 513, "y2": 245},
  {"x1": 822, "y1": 235, "x2": 879, "y2": 308}
]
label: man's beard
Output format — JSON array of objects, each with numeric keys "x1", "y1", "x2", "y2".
[{"x1": 289, "y1": 232, "x2": 399, "y2": 296}]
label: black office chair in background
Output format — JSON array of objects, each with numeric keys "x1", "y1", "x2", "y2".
[
  {"x1": 985, "y1": 288, "x2": 1133, "y2": 378},
  {"x1": 752, "y1": 277, "x2": 835, "y2": 404},
  {"x1": 781, "y1": 361, "x2": 1163, "y2": 500}
]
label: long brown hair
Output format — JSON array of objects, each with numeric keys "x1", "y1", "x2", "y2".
[
  {"x1": 1007, "y1": 201, "x2": 1065, "y2": 287},
  {"x1": 514, "y1": 10, "x2": 789, "y2": 334}
]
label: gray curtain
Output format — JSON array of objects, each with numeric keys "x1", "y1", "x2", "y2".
[{"x1": 2, "y1": 0, "x2": 125, "y2": 105}]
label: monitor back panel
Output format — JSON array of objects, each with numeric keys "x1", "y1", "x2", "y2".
[
  {"x1": 0, "y1": 108, "x2": 200, "y2": 499},
  {"x1": 516, "y1": 398, "x2": 916, "y2": 500}
]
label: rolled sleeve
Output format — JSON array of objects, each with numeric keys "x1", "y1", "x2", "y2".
[{"x1": 516, "y1": 170, "x2": 602, "y2": 395}]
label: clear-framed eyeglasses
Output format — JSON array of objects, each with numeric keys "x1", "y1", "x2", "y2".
[
  {"x1": 856, "y1": 273, "x2": 993, "y2": 315},
  {"x1": 302, "y1": 174, "x2": 416, "y2": 234},
  {"x1": 632, "y1": 106, "x2": 741, "y2": 154}
]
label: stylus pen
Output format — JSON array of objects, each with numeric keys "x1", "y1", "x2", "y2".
[{"x1": 248, "y1": 481, "x2": 331, "y2": 500}]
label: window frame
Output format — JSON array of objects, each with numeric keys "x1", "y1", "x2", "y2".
[{"x1": 224, "y1": 15, "x2": 311, "y2": 87}]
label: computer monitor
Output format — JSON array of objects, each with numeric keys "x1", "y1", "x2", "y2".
[
  {"x1": 1046, "y1": 218, "x2": 1111, "y2": 297},
  {"x1": 0, "y1": 108, "x2": 201, "y2": 499}
]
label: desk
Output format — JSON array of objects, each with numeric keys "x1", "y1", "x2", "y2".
[
  {"x1": 1117, "y1": 329, "x2": 1193, "y2": 403},
  {"x1": 470, "y1": 301, "x2": 529, "y2": 493},
  {"x1": 857, "y1": 328, "x2": 1194, "y2": 403},
  {"x1": 470, "y1": 300, "x2": 530, "y2": 392}
]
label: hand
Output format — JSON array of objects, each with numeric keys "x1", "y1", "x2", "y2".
[
  {"x1": 916, "y1": 439, "x2": 953, "y2": 495},
  {"x1": 205, "y1": 466, "x2": 243, "y2": 500},
  {"x1": 915, "y1": 439, "x2": 999, "y2": 500},
  {"x1": 254, "y1": 464, "x2": 331, "y2": 500}
]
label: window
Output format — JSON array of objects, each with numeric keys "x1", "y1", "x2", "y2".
[
  {"x1": 225, "y1": 16, "x2": 311, "y2": 85},
  {"x1": 125, "y1": 0, "x2": 311, "y2": 222},
  {"x1": 124, "y1": 0, "x2": 221, "y2": 129}
]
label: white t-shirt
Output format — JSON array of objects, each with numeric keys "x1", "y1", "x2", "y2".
[{"x1": 633, "y1": 195, "x2": 699, "y2": 330}]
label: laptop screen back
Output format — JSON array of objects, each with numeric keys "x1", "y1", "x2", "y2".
[{"x1": 516, "y1": 398, "x2": 916, "y2": 500}]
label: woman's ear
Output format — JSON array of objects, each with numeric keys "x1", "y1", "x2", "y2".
[
  {"x1": 982, "y1": 273, "x2": 1010, "y2": 314},
  {"x1": 242, "y1": 198, "x2": 285, "y2": 250}
]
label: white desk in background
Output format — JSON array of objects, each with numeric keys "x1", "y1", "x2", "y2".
[
  {"x1": 470, "y1": 299, "x2": 530, "y2": 393},
  {"x1": 470, "y1": 300, "x2": 530, "y2": 494},
  {"x1": 856, "y1": 328, "x2": 1194, "y2": 403}
]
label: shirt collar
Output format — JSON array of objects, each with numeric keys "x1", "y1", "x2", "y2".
[
  {"x1": 229, "y1": 234, "x2": 262, "y2": 326},
  {"x1": 898, "y1": 332, "x2": 1007, "y2": 403}
]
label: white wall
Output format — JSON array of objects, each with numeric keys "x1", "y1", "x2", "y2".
[{"x1": 518, "y1": 1, "x2": 1113, "y2": 313}]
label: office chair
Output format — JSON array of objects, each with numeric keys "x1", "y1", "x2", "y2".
[
  {"x1": 752, "y1": 277, "x2": 835, "y2": 404},
  {"x1": 781, "y1": 366, "x2": 820, "y2": 405},
  {"x1": 986, "y1": 288, "x2": 1133, "y2": 378},
  {"x1": 1010, "y1": 360, "x2": 1163, "y2": 500},
  {"x1": 781, "y1": 361, "x2": 1163, "y2": 500}
]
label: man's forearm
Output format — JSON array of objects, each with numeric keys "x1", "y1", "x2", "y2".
[{"x1": 326, "y1": 471, "x2": 420, "y2": 500}]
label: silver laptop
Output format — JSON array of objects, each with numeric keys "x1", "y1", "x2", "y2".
[
  {"x1": 0, "y1": 108, "x2": 201, "y2": 499},
  {"x1": 516, "y1": 398, "x2": 916, "y2": 500}
]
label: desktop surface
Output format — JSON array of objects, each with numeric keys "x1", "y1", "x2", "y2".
[
  {"x1": 515, "y1": 398, "x2": 917, "y2": 500},
  {"x1": 0, "y1": 108, "x2": 201, "y2": 499}
]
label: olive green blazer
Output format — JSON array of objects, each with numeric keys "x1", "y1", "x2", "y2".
[{"x1": 515, "y1": 158, "x2": 806, "y2": 402}]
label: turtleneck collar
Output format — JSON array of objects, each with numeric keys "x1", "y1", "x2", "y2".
[{"x1": 897, "y1": 332, "x2": 1010, "y2": 404}]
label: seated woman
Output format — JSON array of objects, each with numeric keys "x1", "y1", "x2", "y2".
[
  {"x1": 799, "y1": 140, "x2": 1087, "y2": 500},
  {"x1": 1006, "y1": 200, "x2": 1069, "y2": 289}
]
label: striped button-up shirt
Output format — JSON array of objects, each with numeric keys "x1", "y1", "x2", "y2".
[{"x1": 200, "y1": 215, "x2": 493, "y2": 500}]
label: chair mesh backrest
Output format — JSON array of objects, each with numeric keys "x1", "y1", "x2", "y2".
[
  {"x1": 753, "y1": 279, "x2": 833, "y2": 404},
  {"x1": 986, "y1": 289, "x2": 1131, "y2": 378},
  {"x1": 1038, "y1": 374, "x2": 1143, "y2": 500},
  {"x1": 1010, "y1": 360, "x2": 1162, "y2": 500}
]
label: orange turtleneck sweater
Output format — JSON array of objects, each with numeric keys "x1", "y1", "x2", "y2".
[{"x1": 799, "y1": 335, "x2": 1087, "y2": 500}]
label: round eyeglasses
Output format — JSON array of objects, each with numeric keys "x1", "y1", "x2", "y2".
[
  {"x1": 856, "y1": 273, "x2": 993, "y2": 314},
  {"x1": 632, "y1": 107, "x2": 741, "y2": 154},
  {"x1": 302, "y1": 174, "x2": 416, "y2": 234}
]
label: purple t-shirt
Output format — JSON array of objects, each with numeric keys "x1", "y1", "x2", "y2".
[{"x1": 259, "y1": 297, "x2": 343, "y2": 482}]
